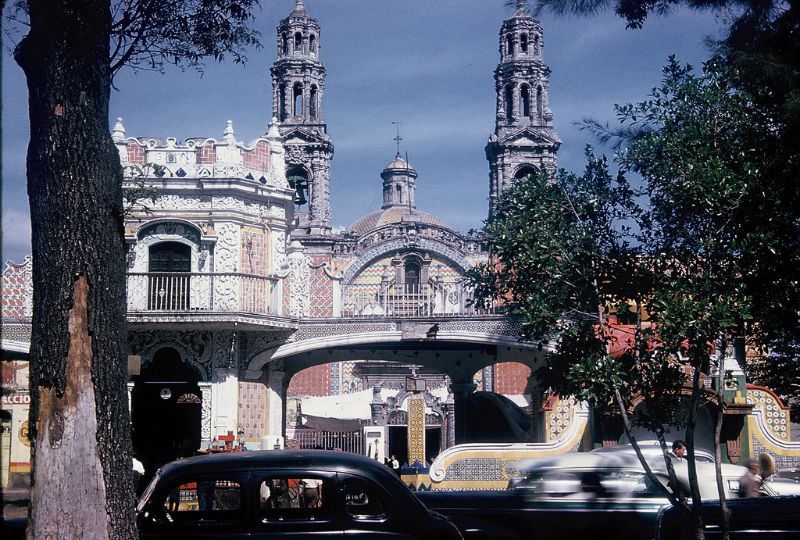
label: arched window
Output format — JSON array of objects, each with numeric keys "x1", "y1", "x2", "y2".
[
  {"x1": 278, "y1": 84, "x2": 287, "y2": 121},
  {"x1": 536, "y1": 86, "x2": 544, "y2": 118},
  {"x1": 309, "y1": 34, "x2": 317, "y2": 55},
  {"x1": 514, "y1": 165, "x2": 538, "y2": 180},
  {"x1": 287, "y1": 166, "x2": 309, "y2": 207},
  {"x1": 396, "y1": 184, "x2": 403, "y2": 204},
  {"x1": 504, "y1": 84, "x2": 514, "y2": 119},
  {"x1": 520, "y1": 85, "x2": 531, "y2": 117},
  {"x1": 520, "y1": 34, "x2": 529, "y2": 53},
  {"x1": 281, "y1": 32, "x2": 289, "y2": 55},
  {"x1": 404, "y1": 262, "x2": 420, "y2": 292},
  {"x1": 534, "y1": 34, "x2": 540, "y2": 56},
  {"x1": 505, "y1": 34, "x2": 514, "y2": 55},
  {"x1": 293, "y1": 82, "x2": 303, "y2": 117},
  {"x1": 294, "y1": 32, "x2": 303, "y2": 53},
  {"x1": 309, "y1": 85, "x2": 318, "y2": 119}
]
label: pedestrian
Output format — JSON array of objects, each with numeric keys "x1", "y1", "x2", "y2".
[
  {"x1": 738, "y1": 459, "x2": 762, "y2": 497},
  {"x1": 669, "y1": 440, "x2": 687, "y2": 462},
  {"x1": 300, "y1": 477, "x2": 322, "y2": 508},
  {"x1": 390, "y1": 454, "x2": 401, "y2": 476}
]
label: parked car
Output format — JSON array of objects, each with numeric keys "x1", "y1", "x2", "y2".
[
  {"x1": 656, "y1": 495, "x2": 800, "y2": 539},
  {"x1": 137, "y1": 450, "x2": 462, "y2": 539}
]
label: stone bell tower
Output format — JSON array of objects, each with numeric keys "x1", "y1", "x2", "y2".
[
  {"x1": 486, "y1": 0, "x2": 560, "y2": 208},
  {"x1": 270, "y1": 0, "x2": 334, "y2": 236}
]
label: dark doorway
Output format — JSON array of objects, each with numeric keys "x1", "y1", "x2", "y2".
[
  {"x1": 388, "y1": 426, "x2": 408, "y2": 467},
  {"x1": 131, "y1": 347, "x2": 202, "y2": 474},
  {"x1": 425, "y1": 427, "x2": 441, "y2": 463}
]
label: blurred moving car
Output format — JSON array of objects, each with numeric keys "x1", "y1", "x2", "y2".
[
  {"x1": 418, "y1": 450, "x2": 800, "y2": 540},
  {"x1": 656, "y1": 495, "x2": 800, "y2": 539},
  {"x1": 137, "y1": 450, "x2": 462, "y2": 539}
]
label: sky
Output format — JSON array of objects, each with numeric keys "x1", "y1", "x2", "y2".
[{"x1": 1, "y1": 0, "x2": 726, "y2": 264}]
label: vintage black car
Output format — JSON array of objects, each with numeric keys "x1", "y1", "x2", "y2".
[
  {"x1": 655, "y1": 495, "x2": 800, "y2": 539},
  {"x1": 136, "y1": 450, "x2": 463, "y2": 539}
]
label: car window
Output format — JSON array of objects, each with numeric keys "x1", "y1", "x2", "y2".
[
  {"x1": 258, "y1": 477, "x2": 332, "y2": 522},
  {"x1": 161, "y1": 478, "x2": 241, "y2": 521},
  {"x1": 343, "y1": 478, "x2": 387, "y2": 520}
]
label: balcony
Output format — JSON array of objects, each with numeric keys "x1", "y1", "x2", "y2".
[
  {"x1": 341, "y1": 283, "x2": 497, "y2": 319},
  {"x1": 126, "y1": 272, "x2": 291, "y2": 329}
]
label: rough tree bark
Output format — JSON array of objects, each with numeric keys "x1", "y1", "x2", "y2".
[{"x1": 14, "y1": 0, "x2": 136, "y2": 537}]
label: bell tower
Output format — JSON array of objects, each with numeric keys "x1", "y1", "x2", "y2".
[
  {"x1": 486, "y1": 0, "x2": 560, "y2": 208},
  {"x1": 270, "y1": 0, "x2": 334, "y2": 236}
]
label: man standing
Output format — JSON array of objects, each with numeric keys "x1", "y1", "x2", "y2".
[
  {"x1": 390, "y1": 455, "x2": 401, "y2": 476},
  {"x1": 669, "y1": 440, "x2": 687, "y2": 462}
]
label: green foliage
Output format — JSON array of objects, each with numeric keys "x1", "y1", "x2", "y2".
[
  {"x1": 8, "y1": 0, "x2": 263, "y2": 77},
  {"x1": 107, "y1": 0, "x2": 262, "y2": 75},
  {"x1": 473, "y1": 55, "x2": 800, "y2": 429}
]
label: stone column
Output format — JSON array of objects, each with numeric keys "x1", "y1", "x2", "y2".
[
  {"x1": 211, "y1": 367, "x2": 239, "y2": 439},
  {"x1": 262, "y1": 364, "x2": 286, "y2": 449},
  {"x1": 199, "y1": 382, "x2": 212, "y2": 445},
  {"x1": 370, "y1": 385, "x2": 387, "y2": 426},
  {"x1": 450, "y1": 381, "x2": 477, "y2": 445},
  {"x1": 443, "y1": 394, "x2": 456, "y2": 448}
]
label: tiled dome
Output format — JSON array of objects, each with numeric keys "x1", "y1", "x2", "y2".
[{"x1": 348, "y1": 207, "x2": 448, "y2": 236}]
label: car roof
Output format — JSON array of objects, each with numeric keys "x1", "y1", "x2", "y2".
[
  {"x1": 591, "y1": 442, "x2": 714, "y2": 459},
  {"x1": 158, "y1": 450, "x2": 389, "y2": 479}
]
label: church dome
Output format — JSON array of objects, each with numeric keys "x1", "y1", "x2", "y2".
[
  {"x1": 385, "y1": 155, "x2": 412, "y2": 170},
  {"x1": 348, "y1": 207, "x2": 448, "y2": 237}
]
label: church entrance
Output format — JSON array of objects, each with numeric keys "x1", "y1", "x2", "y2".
[{"x1": 131, "y1": 347, "x2": 201, "y2": 473}]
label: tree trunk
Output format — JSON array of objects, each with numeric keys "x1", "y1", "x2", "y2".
[
  {"x1": 713, "y1": 337, "x2": 731, "y2": 540},
  {"x1": 15, "y1": 0, "x2": 136, "y2": 537},
  {"x1": 686, "y1": 366, "x2": 706, "y2": 540}
]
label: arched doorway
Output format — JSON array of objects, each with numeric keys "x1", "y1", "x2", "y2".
[{"x1": 131, "y1": 347, "x2": 202, "y2": 472}]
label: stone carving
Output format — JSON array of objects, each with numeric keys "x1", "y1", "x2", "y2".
[
  {"x1": 213, "y1": 222, "x2": 240, "y2": 274},
  {"x1": 288, "y1": 244, "x2": 311, "y2": 317},
  {"x1": 200, "y1": 384, "x2": 213, "y2": 441},
  {"x1": 212, "y1": 331, "x2": 236, "y2": 368},
  {"x1": 128, "y1": 330, "x2": 212, "y2": 379},
  {"x1": 342, "y1": 238, "x2": 472, "y2": 285}
]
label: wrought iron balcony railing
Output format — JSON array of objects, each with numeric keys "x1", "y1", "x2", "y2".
[
  {"x1": 341, "y1": 283, "x2": 496, "y2": 318},
  {"x1": 126, "y1": 272, "x2": 279, "y2": 314}
]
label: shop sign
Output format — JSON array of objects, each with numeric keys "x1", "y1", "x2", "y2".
[{"x1": 1, "y1": 394, "x2": 31, "y2": 405}]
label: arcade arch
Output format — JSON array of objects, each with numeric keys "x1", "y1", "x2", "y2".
[{"x1": 131, "y1": 347, "x2": 203, "y2": 472}]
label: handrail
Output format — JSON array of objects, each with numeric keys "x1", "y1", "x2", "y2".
[{"x1": 126, "y1": 271, "x2": 278, "y2": 314}]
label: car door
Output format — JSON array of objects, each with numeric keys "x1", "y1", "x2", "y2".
[
  {"x1": 341, "y1": 474, "x2": 421, "y2": 539},
  {"x1": 137, "y1": 471, "x2": 249, "y2": 539},
  {"x1": 248, "y1": 469, "x2": 343, "y2": 539}
]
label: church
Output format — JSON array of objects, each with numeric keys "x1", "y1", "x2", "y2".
[{"x1": 3, "y1": 0, "x2": 799, "y2": 489}]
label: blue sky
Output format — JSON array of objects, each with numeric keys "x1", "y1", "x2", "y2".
[{"x1": 2, "y1": 0, "x2": 724, "y2": 263}]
